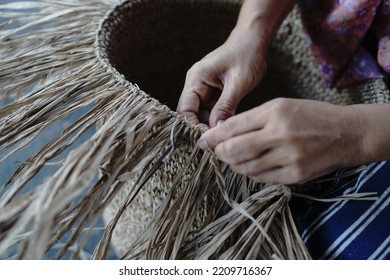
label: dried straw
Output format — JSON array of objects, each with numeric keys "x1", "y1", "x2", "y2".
[{"x1": 0, "y1": 0, "x2": 388, "y2": 260}]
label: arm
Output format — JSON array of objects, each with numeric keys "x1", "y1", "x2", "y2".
[
  {"x1": 177, "y1": 0, "x2": 295, "y2": 128},
  {"x1": 232, "y1": 0, "x2": 295, "y2": 52}
]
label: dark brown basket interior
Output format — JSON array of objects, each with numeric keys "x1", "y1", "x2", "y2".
[{"x1": 99, "y1": 0, "x2": 293, "y2": 112}]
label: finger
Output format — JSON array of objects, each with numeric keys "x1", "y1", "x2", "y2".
[
  {"x1": 198, "y1": 106, "x2": 268, "y2": 150},
  {"x1": 176, "y1": 84, "x2": 201, "y2": 124},
  {"x1": 198, "y1": 90, "x2": 220, "y2": 125},
  {"x1": 208, "y1": 77, "x2": 244, "y2": 128},
  {"x1": 248, "y1": 164, "x2": 312, "y2": 184},
  {"x1": 214, "y1": 130, "x2": 271, "y2": 164},
  {"x1": 244, "y1": 154, "x2": 327, "y2": 184},
  {"x1": 177, "y1": 67, "x2": 222, "y2": 125},
  {"x1": 196, "y1": 123, "x2": 210, "y2": 131},
  {"x1": 198, "y1": 108, "x2": 210, "y2": 124},
  {"x1": 248, "y1": 167, "x2": 289, "y2": 184},
  {"x1": 228, "y1": 147, "x2": 285, "y2": 177},
  {"x1": 180, "y1": 111, "x2": 200, "y2": 125}
]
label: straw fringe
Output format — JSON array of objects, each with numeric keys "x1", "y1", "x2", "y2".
[
  {"x1": 0, "y1": 0, "x2": 223, "y2": 257},
  {"x1": 0, "y1": 0, "x2": 135, "y2": 258}
]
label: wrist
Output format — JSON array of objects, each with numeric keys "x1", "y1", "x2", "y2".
[
  {"x1": 347, "y1": 104, "x2": 390, "y2": 165},
  {"x1": 231, "y1": 0, "x2": 295, "y2": 56},
  {"x1": 227, "y1": 25, "x2": 268, "y2": 58},
  {"x1": 340, "y1": 105, "x2": 370, "y2": 167}
]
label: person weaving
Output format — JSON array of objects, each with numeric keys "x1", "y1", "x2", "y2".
[{"x1": 177, "y1": 0, "x2": 390, "y2": 259}]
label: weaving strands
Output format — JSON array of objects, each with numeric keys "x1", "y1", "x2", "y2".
[{"x1": 0, "y1": 0, "x2": 389, "y2": 260}]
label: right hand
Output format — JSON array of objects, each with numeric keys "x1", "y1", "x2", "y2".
[{"x1": 176, "y1": 28, "x2": 268, "y2": 128}]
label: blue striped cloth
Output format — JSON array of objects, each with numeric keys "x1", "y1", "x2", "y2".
[{"x1": 292, "y1": 161, "x2": 390, "y2": 260}]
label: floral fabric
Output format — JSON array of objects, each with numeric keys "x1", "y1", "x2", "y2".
[{"x1": 298, "y1": 0, "x2": 390, "y2": 87}]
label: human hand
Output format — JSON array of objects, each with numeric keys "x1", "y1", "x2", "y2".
[
  {"x1": 197, "y1": 98, "x2": 364, "y2": 184},
  {"x1": 176, "y1": 28, "x2": 267, "y2": 128}
]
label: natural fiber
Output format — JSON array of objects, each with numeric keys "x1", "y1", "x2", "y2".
[{"x1": 0, "y1": 0, "x2": 389, "y2": 260}]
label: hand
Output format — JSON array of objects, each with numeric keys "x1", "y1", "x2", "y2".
[
  {"x1": 176, "y1": 28, "x2": 267, "y2": 128},
  {"x1": 197, "y1": 98, "x2": 364, "y2": 184},
  {"x1": 176, "y1": 0, "x2": 295, "y2": 128}
]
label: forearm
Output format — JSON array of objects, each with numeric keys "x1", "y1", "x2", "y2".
[
  {"x1": 228, "y1": 0, "x2": 296, "y2": 55},
  {"x1": 350, "y1": 103, "x2": 390, "y2": 164}
]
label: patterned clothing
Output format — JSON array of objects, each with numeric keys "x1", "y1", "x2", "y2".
[
  {"x1": 298, "y1": 0, "x2": 390, "y2": 87},
  {"x1": 293, "y1": 162, "x2": 390, "y2": 259}
]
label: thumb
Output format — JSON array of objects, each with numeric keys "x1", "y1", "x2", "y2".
[{"x1": 209, "y1": 80, "x2": 245, "y2": 127}]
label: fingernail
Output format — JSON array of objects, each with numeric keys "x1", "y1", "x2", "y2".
[
  {"x1": 197, "y1": 138, "x2": 209, "y2": 150},
  {"x1": 217, "y1": 120, "x2": 224, "y2": 126}
]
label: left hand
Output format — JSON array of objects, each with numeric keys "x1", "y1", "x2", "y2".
[{"x1": 197, "y1": 98, "x2": 364, "y2": 184}]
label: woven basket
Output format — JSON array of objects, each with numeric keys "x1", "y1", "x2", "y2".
[
  {"x1": 1, "y1": 0, "x2": 389, "y2": 260},
  {"x1": 97, "y1": 0, "x2": 390, "y2": 259}
]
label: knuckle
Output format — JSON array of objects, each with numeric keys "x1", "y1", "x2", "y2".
[
  {"x1": 224, "y1": 118, "x2": 239, "y2": 133},
  {"x1": 270, "y1": 98, "x2": 294, "y2": 117},
  {"x1": 272, "y1": 97, "x2": 291, "y2": 108},
  {"x1": 216, "y1": 101, "x2": 236, "y2": 117},
  {"x1": 187, "y1": 62, "x2": 203, "y2": 76},
  {"x1": 190, "y1": 82, "x2": 205, "y2": 96},
  {"x1": 186, "y1": 63, "x2": 206, "y2": 85},
  {"x1": 268, "y1": 98, "x2": 294, "y2": 126}
]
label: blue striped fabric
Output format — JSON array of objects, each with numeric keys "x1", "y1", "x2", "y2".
[{"x1": 293, "y1": 161, "x2": 390, "y2": 260}]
